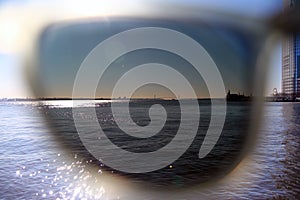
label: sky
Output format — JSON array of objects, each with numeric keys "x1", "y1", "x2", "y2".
[
  {"x1": 38, "y1": 19, "x2": 256, "y2": 98},
  {"x1": 0, "y1": 0, "x2": 282, "y2": 98}
]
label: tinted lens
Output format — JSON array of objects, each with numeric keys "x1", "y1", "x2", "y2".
[{"x1": 28, "y1": 17, "x2": 267, "y2": 188}]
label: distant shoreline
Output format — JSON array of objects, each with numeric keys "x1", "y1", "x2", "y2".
[
  {"x1": 1, "y1": 97, "x2": 223, "y2": 102},
  {"x1": 3, "y1": 97, "x2": 297, "y2": 102}
]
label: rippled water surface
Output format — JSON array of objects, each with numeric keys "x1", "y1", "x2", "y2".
[{"x1": 0, "y1": 101, "x2": 299, "y2": 199}]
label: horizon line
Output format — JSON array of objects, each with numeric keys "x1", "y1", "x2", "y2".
[{"x1": 0, "y1": 97, "x2": 227, "y2": 101}]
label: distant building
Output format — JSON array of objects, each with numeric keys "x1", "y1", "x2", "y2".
[
  {"x1": 282, "y1": 0, "x2": 300, "y2": 99},
  {"x1": 226, "y1": 90, "x2": 251, "y2": 101},
  {"x1": 273, "y1": 88, "x2": 278, "y2": 96}
]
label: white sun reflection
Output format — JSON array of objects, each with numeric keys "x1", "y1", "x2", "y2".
[{"x1": 14, "y1": 153, "x2": 124, "y2": 199}]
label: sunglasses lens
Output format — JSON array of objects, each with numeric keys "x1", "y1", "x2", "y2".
[{"x1": 29, "y1": 17, "x2": 267, "y2": 188}]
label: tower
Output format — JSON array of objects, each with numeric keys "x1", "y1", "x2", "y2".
[{"x1": 282, "y1": 0, "x2": 300, "y2": 98}]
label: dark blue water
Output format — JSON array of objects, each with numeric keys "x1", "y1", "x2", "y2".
[{"x1": 0, "y1": 101, "x2": 299, "y2": 199}]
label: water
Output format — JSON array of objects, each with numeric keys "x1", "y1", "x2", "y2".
[{"x1": 0, "y1": 100, "x2": 299, "y2": 199}]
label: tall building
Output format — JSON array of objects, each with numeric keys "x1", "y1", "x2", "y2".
[{"x1": 282, "y1": 0, "x2": 300, "y2": 98}]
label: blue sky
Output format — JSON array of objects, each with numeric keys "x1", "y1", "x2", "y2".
[
  {"x1": 0, "y1": 54, "x2": 32, "y2": 97},
  {"x1": 38, "y1": 19, "x2": 258, "y2": 98},
  {"x1": 0, "y1": 0, "x2": 282, "y2": 98}
]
